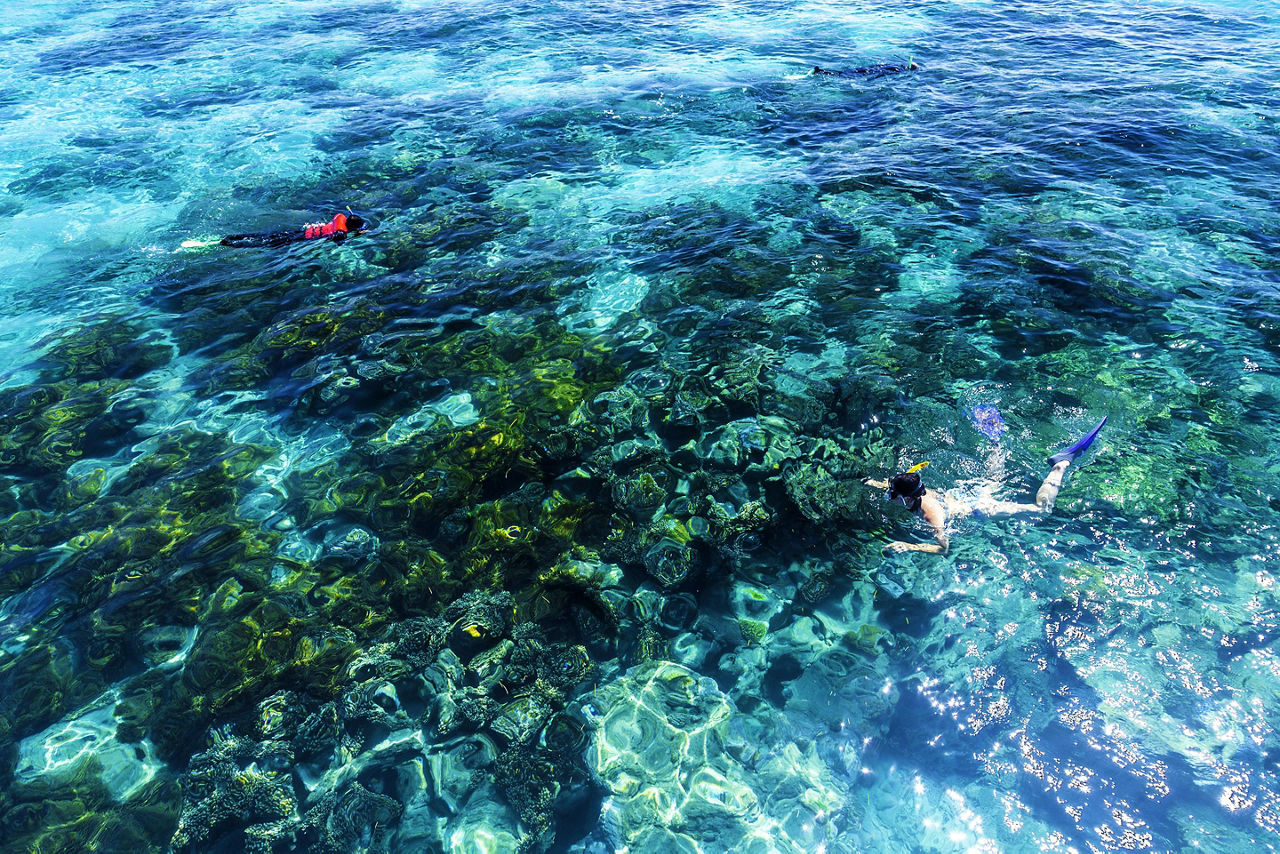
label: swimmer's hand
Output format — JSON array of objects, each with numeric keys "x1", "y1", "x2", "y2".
[{"x1": 885, "y1": 540, "x2": 944, "y2": 554}]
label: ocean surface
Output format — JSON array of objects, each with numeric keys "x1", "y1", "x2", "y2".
[{"x1": 2, "y1": 0, "x2": 1280, "y2": 850}]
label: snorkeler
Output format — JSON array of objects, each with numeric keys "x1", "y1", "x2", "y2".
[
  {"x1": 813, "y1": 61, "x2": 919, "y2": 79},
  {"x1": 866, "y1": 417, "x2": 1107, "y2": 554},
  {"x1": 217, "y1": 212, "x2": 367, "y2": 248}
]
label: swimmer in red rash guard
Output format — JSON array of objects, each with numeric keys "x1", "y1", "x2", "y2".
[{"x1": 219, "y1": 212, "x2": 367, "y2": 248}]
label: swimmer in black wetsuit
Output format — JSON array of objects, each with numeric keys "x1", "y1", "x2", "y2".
[
  {"x1": 219, "y1": 212, "x2": 366, "y2": 248},
  {"x1": 813, "y1": 62, "x2": 919, "y2": 79}
]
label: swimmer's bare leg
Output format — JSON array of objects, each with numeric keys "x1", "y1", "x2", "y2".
[
  {"x1": 972, "y1": 496, "x2": 1041, "y2": 516},
  {"x1": 1035, "y1": 460, "x2": 1071, "y2": 512},
  {"x1": 967, "y1": 459, "x2": 1071, "y2": 517}
]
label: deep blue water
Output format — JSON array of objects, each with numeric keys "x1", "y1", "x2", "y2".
[{"x1": 2, "y1": 0, "x2": 1280, "y2": 851}]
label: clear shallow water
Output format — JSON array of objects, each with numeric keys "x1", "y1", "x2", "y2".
[{"x1": 2, "y1": 0, "x2": 1280, "y2": 851}]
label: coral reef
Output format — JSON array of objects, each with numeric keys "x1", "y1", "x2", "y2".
[
  {"x1": 4, "y1": 26, "x2": 1274, "y2": 852},
  {"x1": 159, "y1": 590, "x2": 599, "y2": 852},
  {"x1": 584, "y1": 661, "x2": 851, "y2": 852},
  {"x1": 0, "y1": 177, "x2": 1178, "y2": 853}
]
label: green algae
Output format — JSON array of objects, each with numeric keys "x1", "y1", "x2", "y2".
[
  {"x1": 846, "y1": 623, "x2": 891, "y2": 654},
  {"x1": 36, "y1": 314, "x2": 173, "y2": 384},
  {"x1": 3, "y1": 769, "x2": 180, "y2": 854},
  {"x1": 0, "y1": 378, "x2": 144, "y2": 476},
  {"x1": 738, "y1": 618, "x2": 768, "y2": 645},
  {"x1": 0, "y1": 418, "x2": 284, "y2": 756},
  {"x1": 0, "y1": 291, "x2": 636, "y2": 850},
  {"x1": 1, "y1": 249, "x2": 931, "y2": 851}
]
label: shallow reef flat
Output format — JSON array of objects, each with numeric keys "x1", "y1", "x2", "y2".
[
  {"x1": 3, "y1": 0, "x2": 1280, "y2": 851},
  {"x1": 0, "y1": 278, "x2": 907, "y2": 850}
]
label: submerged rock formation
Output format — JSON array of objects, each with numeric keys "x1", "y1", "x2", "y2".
[{"x1": 584, "y1": 660, "x2": 850, "y2": 853}]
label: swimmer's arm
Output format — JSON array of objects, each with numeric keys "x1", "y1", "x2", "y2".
[
  {"x1": 865, "y1": 478, "x2": 890, "y2": 489},
  {"x1": 886, "y1": 501, "x2": 949, "y2": 554},
  {"x1": 922, "y1": 497, "x2": 949, "y2": 552}
]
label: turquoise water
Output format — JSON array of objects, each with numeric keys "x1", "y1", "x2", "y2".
[{"x1": 2, "y1": 0, "x2": 1280, "y2": 850}]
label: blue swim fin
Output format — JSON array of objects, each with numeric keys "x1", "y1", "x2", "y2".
[{"x1": 1048, "y1": 416, "x2": 1107, "y2": 466}]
